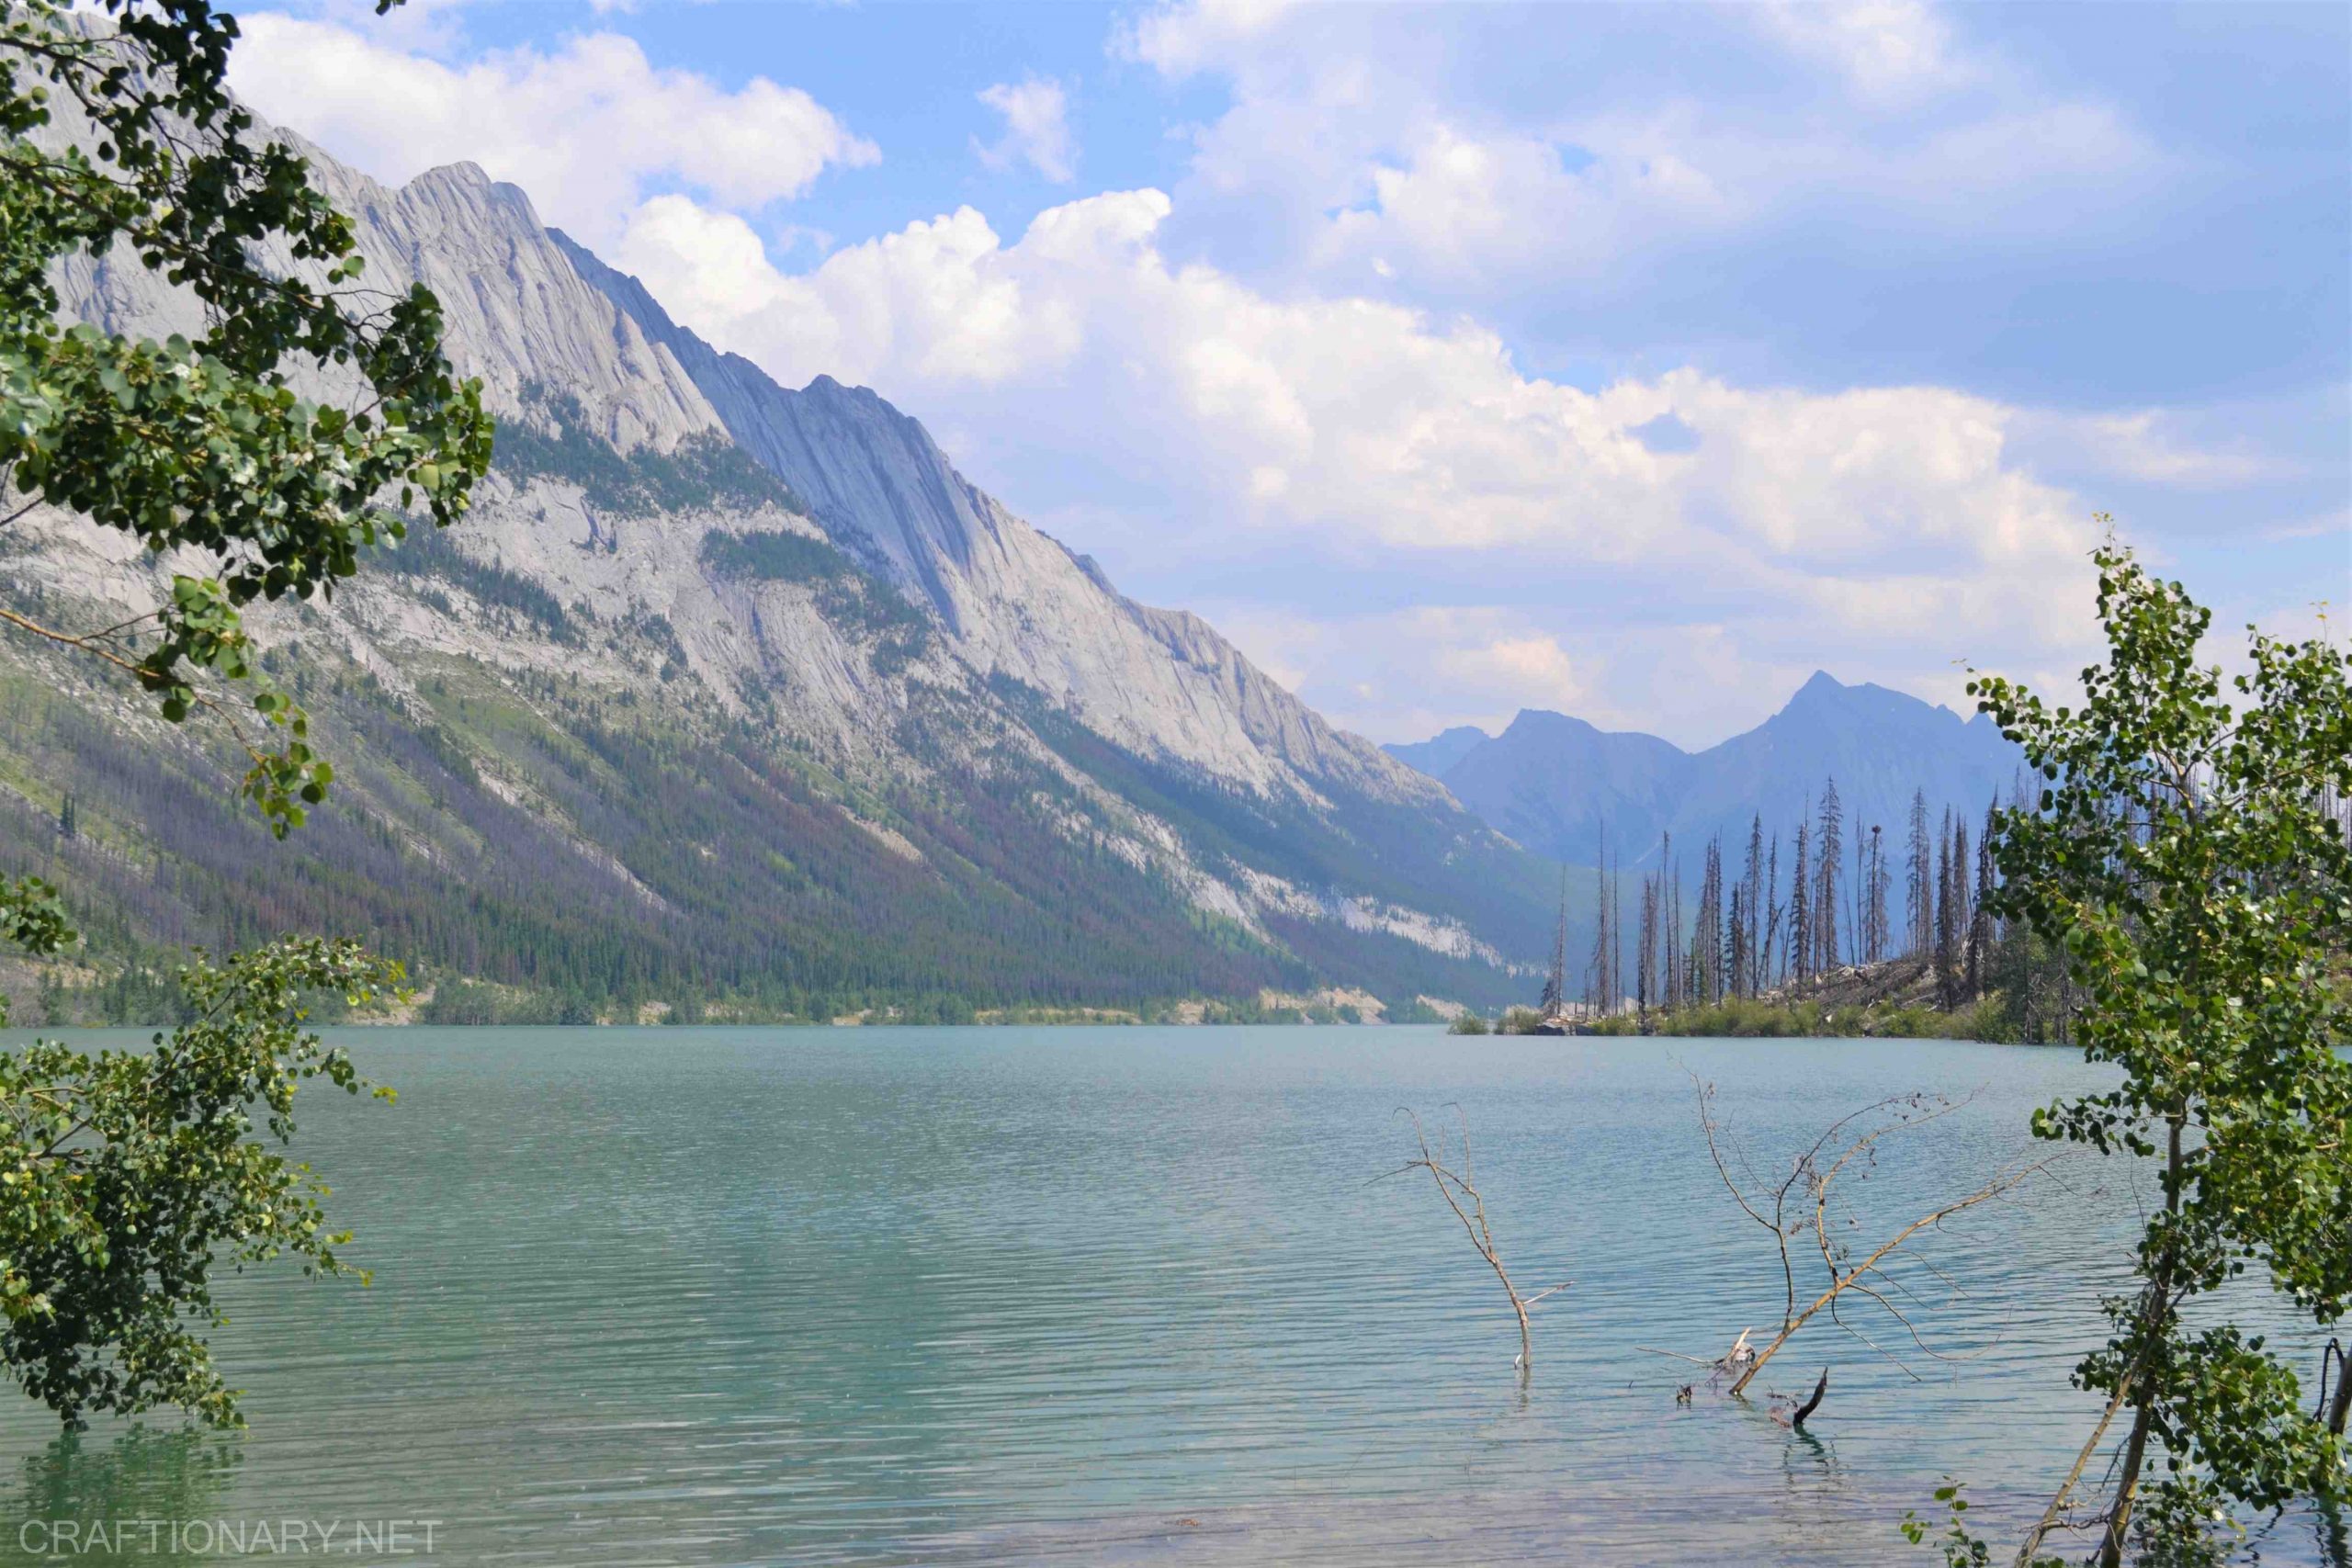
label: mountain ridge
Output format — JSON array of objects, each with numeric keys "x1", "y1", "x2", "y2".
[
  {"x1": 548, "y1": 231, "x2": 1437, "y2": 808},
  {"x1": 1387, "y1": 672, "x2": 2024, "y2": 872},
  {"x1": 0, "y1": 129, "x2": 1559, "y2": 1021}
]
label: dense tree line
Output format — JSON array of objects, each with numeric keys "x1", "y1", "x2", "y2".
[{"x1": 1, "y1": 610, "x2": 1552, "y2": 1024}]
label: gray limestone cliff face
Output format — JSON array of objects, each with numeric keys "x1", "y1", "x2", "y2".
[
  {"x1": 13, "y1": 108, "x2": 1539, "y2": 977},
  {"x1": 549, "y1": 232, "x2": 1442, "y2": 807},
  {"x1": 38, "y1": 93, "x2": 718, "y2": 454},
  {"x1": 304, "y1": 153, "x2": 720, "y2": 453}
]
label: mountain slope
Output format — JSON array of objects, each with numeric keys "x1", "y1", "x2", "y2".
[
  {"x1": 1435, "y1": 711, "x2": 1691, "y2": 864},
  {"x1": 1384, "y1": 725, "x2": 1490, "y2": 782},
  {"x1": 551, "y1": 232, "x2": 1432, "y2": 806},
  {"x1": 1, "y1": 125, "x2": 1555, "y2": 1021},
  {"x1": 1390, "y1": 673, "x2": 2023, "y2": 873}
]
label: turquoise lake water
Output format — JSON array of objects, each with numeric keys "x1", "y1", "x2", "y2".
[{"x1": 0, "y1": 1026, "x2": 2339, "y2": 1565}]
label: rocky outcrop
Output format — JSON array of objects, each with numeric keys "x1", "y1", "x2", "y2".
[
  {"x1": 6, "y1": 108, "x2": 1554, "y2": 1009},
  {"x1": 553, "y1": 233, "x2": 1444, "y2": 807},
  {"x1": 32, "y1": 69, "x2": 718, "y2": 455}
]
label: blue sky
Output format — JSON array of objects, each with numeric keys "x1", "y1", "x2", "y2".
[{"x1": 231, "y1": 0, "x2": 2349, "y2": 747}]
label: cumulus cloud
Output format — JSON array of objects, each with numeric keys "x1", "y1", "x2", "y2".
[
  {"x1": 1319, "y1": 118, "x2": 1736, "y2": 288},
  {"x1": 608, "y1": 181, "x2": 2122, "y2": 736},
  {"x1": 1204, "y1": 605, "x2": 1885, "y2": 750},
  {"x1": 1114, "y1": 0, "x2": 1298, "y2": 78},
  {"x1": 230, "y1": 2, "x2": 2272, "y2": 743},
  {"x1": 227, "y1": 17, "x2": 877, "y2": 244},
  {"x1": 976, "y1": 77, "x2": 1077, "y2": 183}
]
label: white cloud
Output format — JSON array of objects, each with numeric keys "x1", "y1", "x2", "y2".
[
  {"x1": 227, "y1": 17, "x2": 877, "y2": 244},
  {"x1": 1114, "y1": 0, "x2": 1298, "y2": 79},
  {"x1": 1205, "y1": 606, "x2": 1588, "y2": 739},
  {"x1": 1124, "y1": 2, "x2": 2165, "y2": 300},
  {"x1": 1207, "y1": 605, "x2": 1873, "y2": 749},
  {"x1": 219, "y1": 2, "x2": 2321, "y2": 749},
  {"x1": 616, "y1": 196, "x2": 1074, "y2": 385},
  {"x1": 1756, "y1": 0, "x2": 1975, "y2": 107},
  {"x1": 977, "y1": 77, "x2": 1077, "y2": 184},
  {"x1": 2011, "y1": 409, "x2": 2292, "y2": 488},
  {"x1": 611, "y1": 182, "x2": 2115, "y2": 735},
  {"x1": 1320, "y1": 118, "x2": 1737, "y2": 288},
  {"x1": 1308, "y1": 93, "x2": 2163, "y2": 292}
]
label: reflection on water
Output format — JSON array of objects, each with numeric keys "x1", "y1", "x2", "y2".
[
  {"x1": 0, "y1": 1429, "x2": 240, "y2": 1568},
  {"x1": 0, "y1": 1027, "x2": 2333, "y2": 1564}
]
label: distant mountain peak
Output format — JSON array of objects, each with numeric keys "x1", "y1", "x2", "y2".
[
  {"x1": 1384, "y1": 724, "x2": 1490, "y2": 780},
  {"x1": 1788, "y1": 670, "x2": 1851, "y2": 706},
  {"x1": 1502, "y1": 708, "x2": 1599, "y2": 736},
  {"x1": 1390, "y1": 671, "x2": 2023, "y2": 874}
]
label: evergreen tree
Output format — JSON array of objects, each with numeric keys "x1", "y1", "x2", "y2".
[
  {"x1": 1905, "y1": 789, "x2": 1932, "y2": 955},
  {"x1": 1967, "y1": 797, "x2": 1997, "y2": 1000}
]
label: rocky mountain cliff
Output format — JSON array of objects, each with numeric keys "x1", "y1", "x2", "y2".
[
  {"x1": 1, "y1": 123, "x2": 1556, "y2": 1021},
  {"x1": 1390, "y1": 673, "x2": 2025, "y2": 874},
  {"x1": 552, "y1": 234, "x2": 1428, "y2": 805}
]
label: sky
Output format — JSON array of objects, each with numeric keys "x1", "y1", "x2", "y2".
[{"x1": 225, "y1": 0, "x2": 2351, "y2": 750}]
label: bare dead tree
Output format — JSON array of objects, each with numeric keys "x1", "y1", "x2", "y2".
[
  {"x1": 2319, "y1": 1338, "x2": 2351, "y2": 1438},
  {"x1": 1682, "y1": 1070, "x2": 2047, "y2": 1398},
  {"x1": 1385, "y1": 1107, "x2": 1571, "y2": 1374}
]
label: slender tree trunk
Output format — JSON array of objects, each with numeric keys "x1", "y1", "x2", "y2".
[
  {"x1": 2098, "y1": 1114, "x2": 2185, "y2": 1568},
  {"x1": 2100, "y1": 1391, "x2": 2158, "y2": 1568}
]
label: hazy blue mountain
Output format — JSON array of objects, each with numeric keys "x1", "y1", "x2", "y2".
[
  {"x1": 1392, "y1": 672, "x2": 2024, "y2": 874},
  {"x1": 1383, "y1": 726, "x2": 1488, "y2": 779},
  {"x1": 1434, "y1": 712, "x2": 1690, "y2": 866}
]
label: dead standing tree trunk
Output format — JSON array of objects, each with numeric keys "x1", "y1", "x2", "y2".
[
  {"x1": 2317, "y1": 1338, "x2": 2352, "y2": 1438},
  {"x1": 1388, "y1": 1107, "x2": 1571, "y2": 1376},
  {"x1": 1684, "y1": 1070, "x2": 2045, "y2": 1399}
]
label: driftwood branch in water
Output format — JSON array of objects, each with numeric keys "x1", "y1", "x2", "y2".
[
  {"x1": 1386, "y1": 1106, "x2": 1570, "y2": 1375},
  {"x1": 1681, "y1": 1068, "x2": 2047, "y2": 1400}
]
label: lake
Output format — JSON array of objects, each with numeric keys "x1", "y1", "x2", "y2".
[{"x1": 0, "y1": 1027, "x2": 2339, "y2": 1565}]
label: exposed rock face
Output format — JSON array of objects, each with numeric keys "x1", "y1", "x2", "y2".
[
  {"x1": 5, "y1": 115, "x2": 1551, "y2": 1012},
  {"x1": 553, "y1": 231, "x2": 1443, "y2": 808},
  {"x1": 302, "y1": 156, "x2": 720, "y2": 453},
  {"x1": 32, "y1": 70, "x2": 717, "y2": 455}
]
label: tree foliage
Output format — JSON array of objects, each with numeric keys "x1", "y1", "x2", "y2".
[
  {"x1": 1, "y1": 0, "x2": 453, "y2": 1428},
  {"x1": 0, "y1": 938, "x2": 399, "y2": 1427},
  {"x1": 1, "y1": 0, "x2": 490, "y2": 835},
  {"x1": 1970, "y1": 541, "x2": 2352, "y2": 1562}
]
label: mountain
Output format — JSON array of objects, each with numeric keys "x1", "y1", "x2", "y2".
[
  {"x1": 1383, "y1": 725, "x2": 1489, "y2": 781},
  {"x1": 1388, "y1": 672, "x2": 2024, "y2": 874},
  {"x1": 0, "y1": 122, "x2": 1563, "y2": 1022}
]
